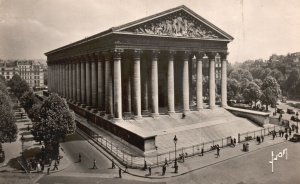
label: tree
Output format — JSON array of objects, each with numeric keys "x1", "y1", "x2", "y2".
[
  {"x1": 260, "y1": 76, "x2": 281, "y2": 111},
  {"x1": 28, "y1": 104, "x2": 41, "y2": 122},
  {"x1": 8, "y1": 74, "x2": 30, "y2": 98},
  {"x1": 229, "y1": 68, "x2": 253, "y2": 82},
  {"x1": 253, "y1": 79, "x2": 263, "y2": 88},
  {"x1": 285, "y1": 69, "x2": 300, "y2": 97},
  {"x1": 0, "y1": 82, "x2": 8, "y2": 95},
  {"x1": 20, "y1": 91, "x2": 37, "y2": 111},
  {"x1": 242, "y1": 82, "x2": 262, "y2": 107},
  {"x1": 31, "y1": 94, "x2": 75, "y2": 157},
  {"x1": 0, "y1": 75, "x2": 5, "y2": 84},
  {"x1": 0, "y1": 91, "x2": 18, "y2": 143},
  {"x1": 227, "y1": 78, "x2": 240, "y2": 101}
]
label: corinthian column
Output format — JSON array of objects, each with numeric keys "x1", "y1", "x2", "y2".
[
  {"x1": 105, "y1": 52, "x2": 113, "y2": 116},
  {"x1": 113, "y1": 50, "x2": 123, "y2": 119},
  {"x1": 209, "y1": 53, "x2": 217, "y2": 109},
  {"x1": 85, "y1": 57, "x2": 91, "y2": 107},
  {"x1": 151, "y1": 51, "x2": 159, "y2": 116},
  {"x1": 221, "y1": 53, "x2": 228, "y2": 107},
  {"x1": 168, "y1": 51, "x2": 175, "y2": 114},
  {"x1": 72, "y1": 61, "x2": 76, "y2": 102},
  {"x1": 196, "y1": 53, "x2": 205, "y2": 110},
  {"x1": 97, "y1": 53, "x2": 105, "y2": 111},
  {"x1": 182, "y1": 51, "x2": 190, "y2": 112},
  {"x1": 91, "y1": 55, "x2": 97, "y2": 108},
  {"x1": 132, "y1": 50, "x2": 142, "y2": 118},
  {"x1": 76, "y1": 60, "x2": 81, "y2": 103},
  {"x1": 80, "y1": 60, "x2": 86, "y2": 105}
]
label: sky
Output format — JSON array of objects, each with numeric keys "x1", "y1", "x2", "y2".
[{"x1": 0, "y1": 0, "x2": 300, "y2": 63}]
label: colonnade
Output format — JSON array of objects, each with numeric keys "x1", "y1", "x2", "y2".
[{"x1": 47, "y1": 50, "x2": 228, "y2": 120}]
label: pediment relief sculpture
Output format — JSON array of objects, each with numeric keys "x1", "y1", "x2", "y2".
[{"x1": 122, "y1": 13, "x2": 222, "y2": 39}]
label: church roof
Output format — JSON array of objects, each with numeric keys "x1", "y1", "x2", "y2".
[{"x1": 46, "y1": 5, "x2": 233, "y2": 55}]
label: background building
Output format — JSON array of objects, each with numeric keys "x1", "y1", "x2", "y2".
[{"x1": 0, "y1": 60, "x2": 46, "y2": 87}]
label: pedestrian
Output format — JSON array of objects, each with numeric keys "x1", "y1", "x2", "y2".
[
  {"x1": 47, "y1": 167, "x2": 50, "y2": 175},
  {"x1": 143, "y1": 160, "x2": 147, "y2": 170},
  {"x1": 164, "y1": 158, "x2": 168, "y2": 166},
  {"x1": 27, "y1": 125, "x2": 30, "y2": 131},
  {"x1": 289, "y1": 128, "x2": 292, "y2": 136},
  {"x1": 78, "y1": 153, "x2": 81, "y2": 162},
  {"x1": 285, "y1": 133, "x2": 288, "y2": 140},
  {"x1": 111, "y1": 159, "x2": 115, "y2": 169},
  {"x1": 148, "y1": 166, "x2": 152, "y2": 176},
  {"x1": 119, "y1": 167, "x2": 122, "y2": 178},
  {"x1": 261, "y1": 135, "x2": 264, "y2": 142},
  {"x1": 201, "y1": 147, "x2": 204, "y2": 156},
  {"x1": 233, "y1": 138, "x2": 236, "y2": 145},
  {"x1": 37, "y1": 163, "x2": 41, "y2": 173},
  {"x1": 182, "y1": 113, "x2": 186, "y2": 119},
  {"x1": 162, "y1": 164, "x2": 166, "y2": 175},
  {"x1": 231, "y1": 138, "x2": 233, "y2": 146},
  {"x1": 272, "y1": 132, "x2": 275, "y2": 140},
  {"x1": 216, "y1": 147, "x2": 220, "y2": 157},
  {"x1": 92, "y1": 159, "x2": 97, "y2": 169},
  {"x1": 123, "y1": 164, "x2": 128, "y2": 173},
  {"x1": 53, "y1": 161, "x2": 58, "y2": 170}
]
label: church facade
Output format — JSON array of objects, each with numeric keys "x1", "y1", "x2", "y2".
[{"x1": 46, "y1": 5, "x2": 233, "y2": 152}]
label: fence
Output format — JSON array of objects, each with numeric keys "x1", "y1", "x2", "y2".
[
  {"x1": 76, "y1": 121, "x2": 233, "y2": 169},
  {"x1": 238, "y1": 124, "x2": 284, "y2": 143}
]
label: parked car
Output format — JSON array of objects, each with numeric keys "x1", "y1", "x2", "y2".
[
  {"x1": 277, "y1": 108, "x2": 285, "y2": 114},
  {"x1": 291, "y1": 116, "x2": 299, "y2": 121},
  {"x1": 287, "y1": 108, "x2": 295, "y2": 114},
  {"x1": 290, "y1": 133, "x2": 300, "y2": 142}
]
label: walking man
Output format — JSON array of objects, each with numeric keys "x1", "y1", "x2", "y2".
[
  {"x1": 78, "y1": 153, "x2": 81, "y2": 162},
  {"x1": 261, "y1": 135, "x2": 264, "y2": 142},
  {"x1": 119, "y1": 167, "x2": 122, "y2": 178},
  {"x1": 148, "y1": 166, "x2": 152, "y2": 176},
  {"x1": 111, "y1": 159, "x2": 115, "y2": 169},
  {"x1": 285, "y1": 133, "x2": 288, "y2": 140},
  {"x1": 92, "y1": 159, "x2": 97, "y2": 169},
  {"x1": 201, "y1": 147, "x2": 204, "y2": 156},
  {"x1": 216, "y1": 147, "x2": 220, "y2": 158},
  {"x1": 53, "y1": 161, "x2": 58, "y2": 170}
]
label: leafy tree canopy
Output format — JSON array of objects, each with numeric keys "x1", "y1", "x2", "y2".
[
  {"x1": 8, "y1": 74, "x2": 30, "y2": 98},
  {"x1": 0, "y1": 91, "x2": 17, "y2": 143},
  {"x1": 260, "y1": 76, "x2": 281, "y2": 111},
  {"x1": 20, "y1": 91, "x2": 37, "y2": 111},
  {"x1": 229, "y1": 68, "x2": 253, "y2": 82}
]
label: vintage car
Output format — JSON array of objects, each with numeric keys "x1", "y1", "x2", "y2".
[
  {"x1": 287, "y1": 108, "x2": 295, "y2": 114},
  {"x1": 289, "y1": 133, "x2": 300, "y2": 142},
  {"x1": 277, "y1": 108, "x2": 285, "y2": 114}
]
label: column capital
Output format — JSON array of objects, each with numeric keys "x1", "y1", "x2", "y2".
[
  {"x1": 103, "y1": 51, "x2": 112, "y2": 61},
  {"x1": 168, "y1": 51, "x2": 176, "y2": 60},
  {"x1": 133, "y1": 50, "x2": 142, "y2": 59},
  {"x1": 196, "y1": 52, "x2": 206, "y2": 59},
  {"x1": 220, "y1": 52, "x2": 229, "y2": 60},
  {"x1": 113, "y1": 49, "x2": 123, "y2": 59},
  {"x1": 183, "y1": 51, "x2": 190, "y2": 60},
  {"x1": 152, "y1": 50, "x2": 160, "y2": 59}
]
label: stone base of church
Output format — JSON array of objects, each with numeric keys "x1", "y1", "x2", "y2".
[{"x1": 68, "y1": 102, "x2": 157, "y2": 153}]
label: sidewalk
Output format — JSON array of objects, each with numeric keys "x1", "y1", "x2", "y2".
[
  {"x1": 0, "y1": 105, "x2": 70, "y2": 174},
  {"x1": 76, "y1": 126, "x2": 287, "y2": 179}
]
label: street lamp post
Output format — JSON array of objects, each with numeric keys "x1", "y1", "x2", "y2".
[
  {"x1": 296, "y1": 112, "x2": 299, "y2": 133},
  {"x1": 173, "y1": 135, "x2": 178, "y2": 168},
  {"x1": 20, "y1": 134, "x2": 25, "y2": 157}
]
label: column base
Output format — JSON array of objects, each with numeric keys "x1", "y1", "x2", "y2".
[
  {"x1": 151, "y1": 113, "x2": 159, "y2": 118},
  {"x1": 113, "y1": 117, "x2": 123, "y2": 122},
  {"x1": 105, "y1": 114, "x2": 113, "y2": 119},
  {"x1": 91, "y1": 108, "x2": 98, "y2": 113},
  {"x1": 183, "y1": 109, "x2": 190, "y2": 113},
  {"x1": 209, "y1": 105, "x2": 216, "y2": 109},
  {"x1": 197, "y1": 107, "x2": 203, "y2": 111},
  {"x1": 221, "y1": 104, "x2": 228, "y2": 108},
  {"x1": 134, "y1": 115, "x2": 143, "y2": 120}
]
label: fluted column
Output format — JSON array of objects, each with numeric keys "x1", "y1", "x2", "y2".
[
  {"x1": 133, "y1": 50, "x2": 142, "y2": 118},
  {"x1": 86, "y1": 58, "x2": 91, "y2": 107},
  {"x1": 151, "y1": 51, "x2": 159, "y2": 116},
  {"x1": 58, "y1": 63, "x2": 61, "y2": 95},
  {"x1": 182, "y1": 51, "x2": 190, "y2": 112},
  {"x1": 91, "y1": 55, "x2": 98, "y2": 108},
  {"x1": 141, "y1": 55, "x2": 149, "y2": 113},
  {"x1": 209, "y1": 53, "x2": 217, "y2": 109},
  {"x1": 72, "y1": 62, "x2": 76, "y2": 101},
  {"x1": 113, "y1": 50, "x2": 123, "y2": 119},
  {"x1": 97, "y1": 54, "x2": 105, "y2": 111},
  {"x1": 80, "y1": 60, "x2": 86, "y2": 105},
  {"x1": 65, "y1": 63, "x2": 68, "y2": 98},
  {"x1": 124, "y1": 56, "x2": 131, "y2": 113},
  {"x1": 105, "y1": 52, "x2": 113, "y2": 116},
  {"x1": 68, "y1": 63, "x2": 72, "y2": 100},
  {"x1": 168, "y1": 51, "x2": 175, "y2": 114},
  {"x1": 76, "y1": 61, "x2": 81, "y2": 103},
  {"x1": 196, "y1": 53, "x2": 205, "y2": 110},
  {"x1": 221, "y1": 53, "x2": 228, "y2": 107}
]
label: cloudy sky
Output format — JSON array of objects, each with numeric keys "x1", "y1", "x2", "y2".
[{"x1": 0, "y1": 0, "x2": 300, "y2": 63}]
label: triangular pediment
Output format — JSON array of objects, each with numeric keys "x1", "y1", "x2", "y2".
[{"x1": 114, "y1": 5, "x2": 233, "y2": 41}]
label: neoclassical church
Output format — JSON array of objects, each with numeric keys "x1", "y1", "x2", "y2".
[{"x1": 46, "y1": 5, "x2": 234, "y2": 152}]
